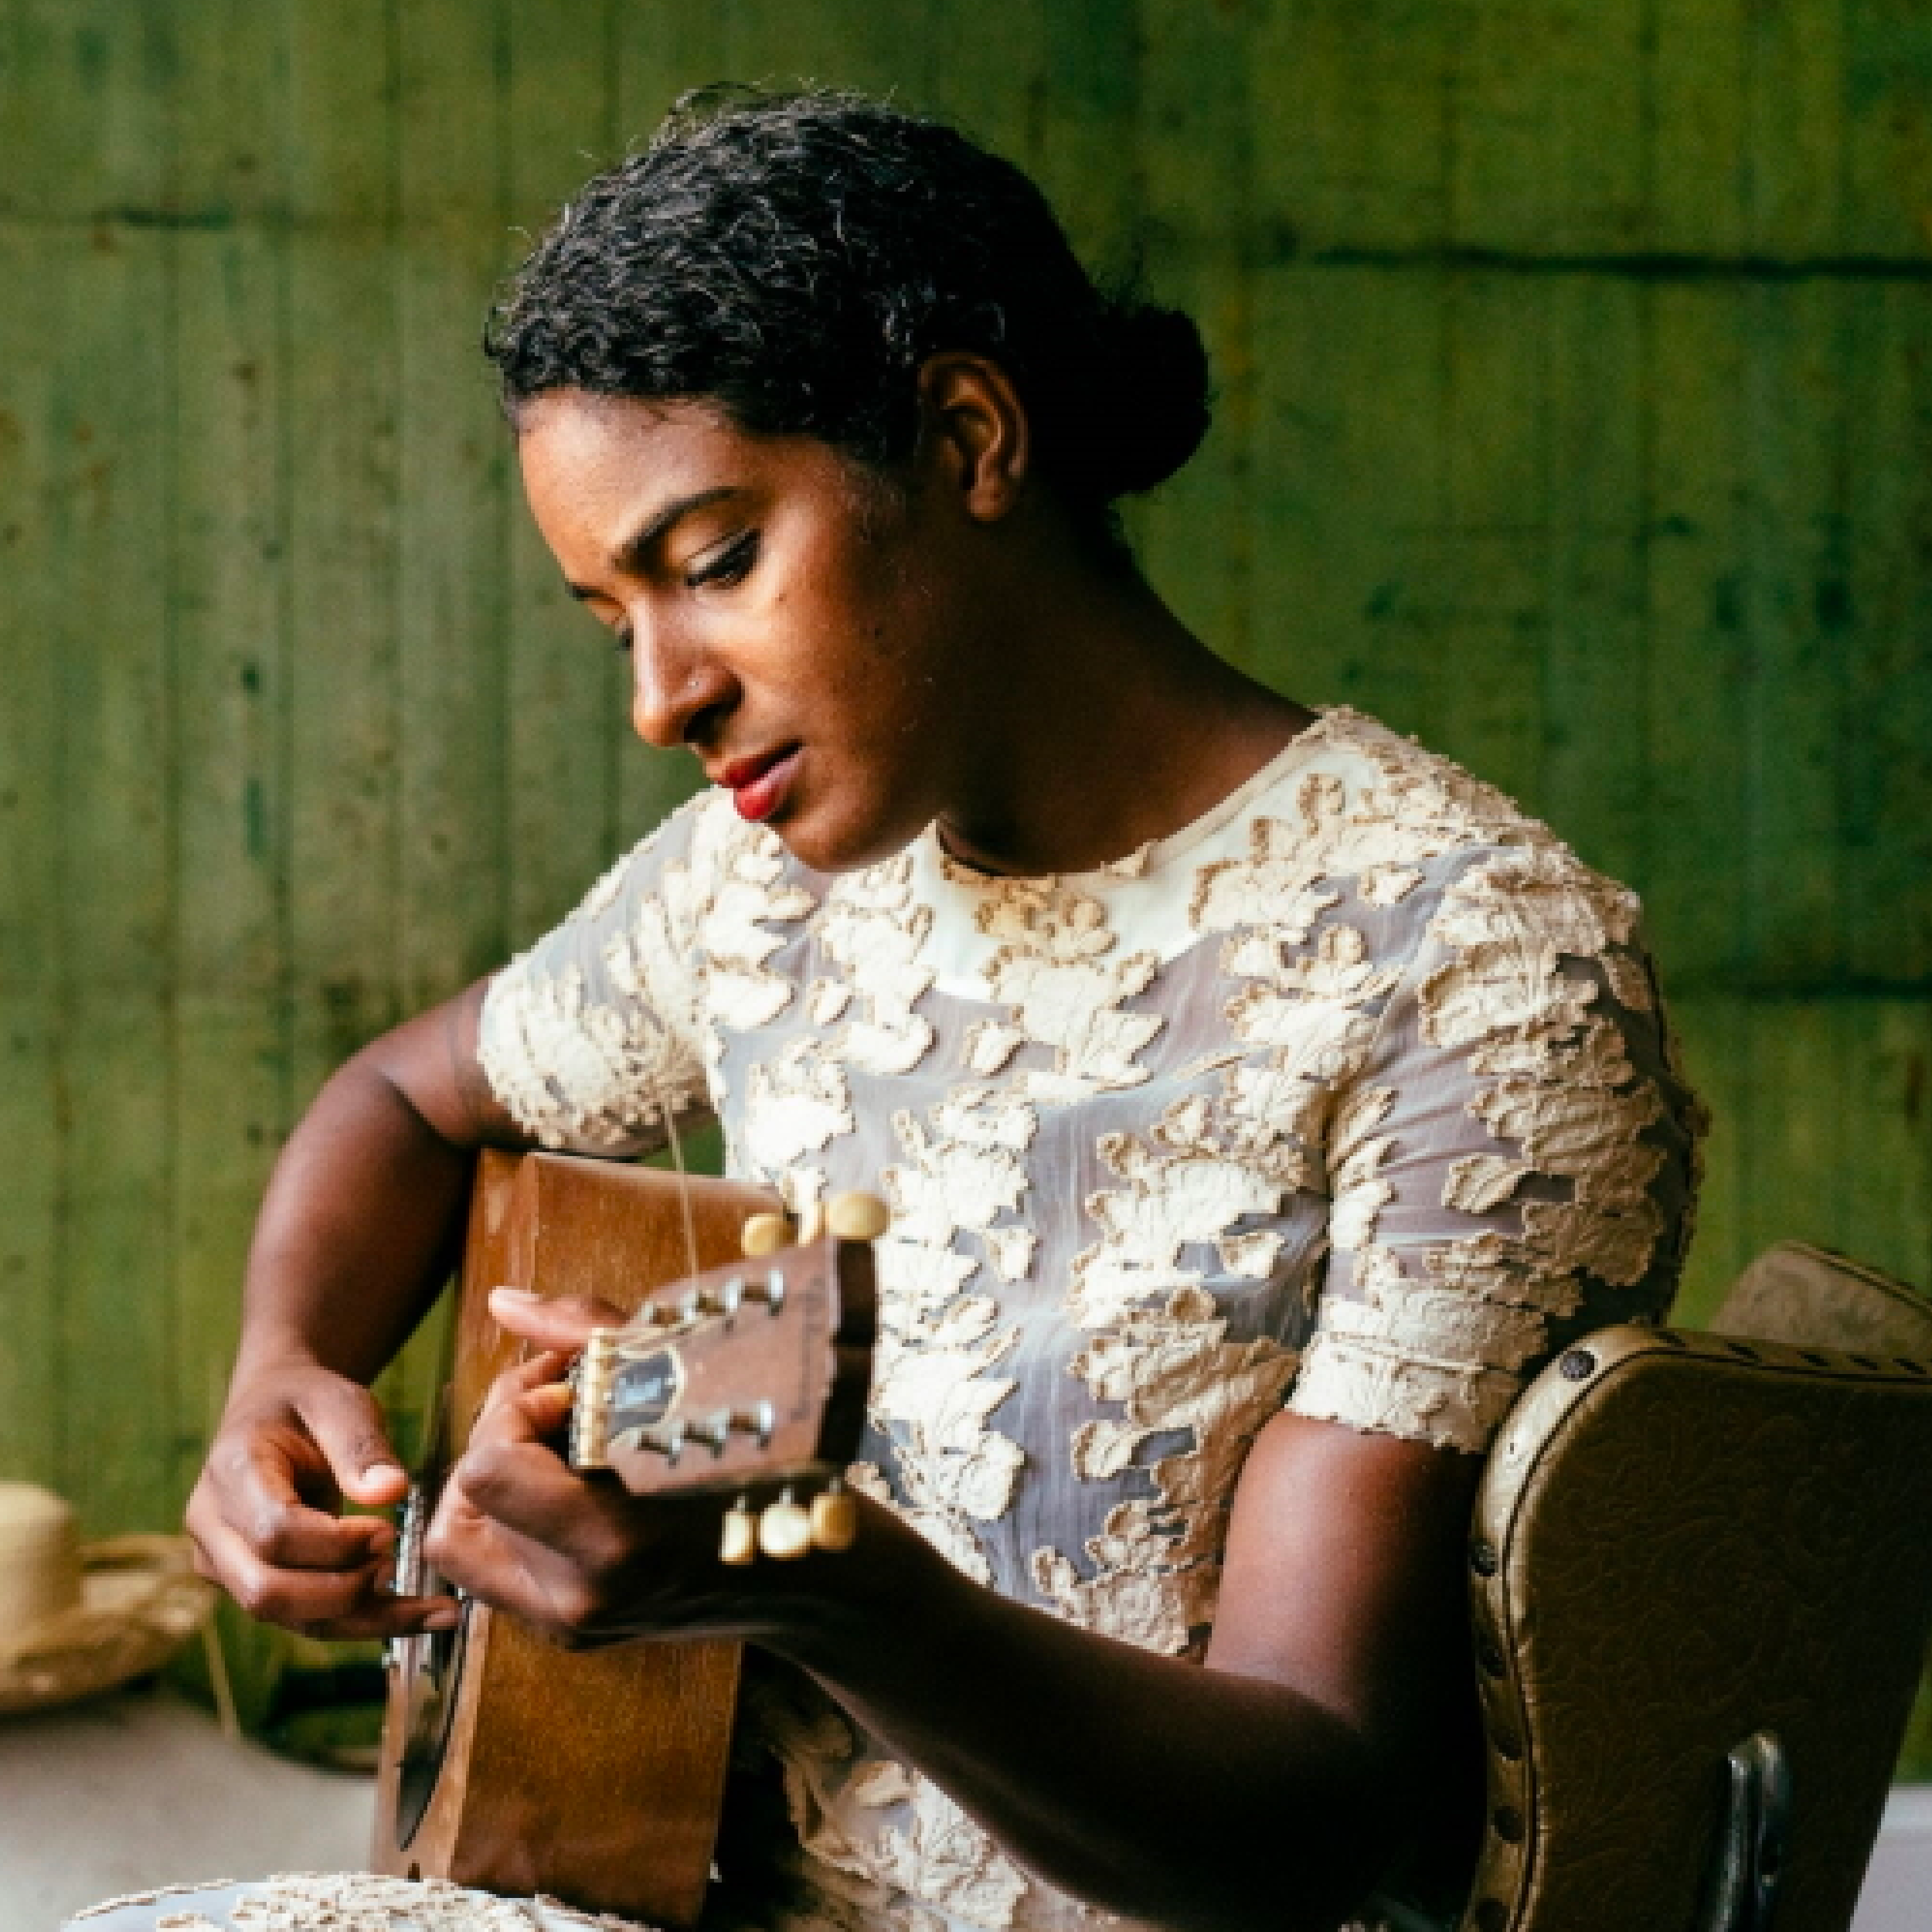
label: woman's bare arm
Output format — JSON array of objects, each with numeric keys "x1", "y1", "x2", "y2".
[
  {"x1": 185, "y1": 975, "x2": 536, "y2": 1640},
  {"x1": 431, "y1": 1339, "x2": 1485, "y2": 1932}
]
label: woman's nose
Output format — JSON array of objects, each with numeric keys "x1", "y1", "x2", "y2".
[{"x1": 628, "y1": 619, "x2": 736, "y2": 751}]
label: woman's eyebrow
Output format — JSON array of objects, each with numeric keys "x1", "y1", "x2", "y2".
[{"x1": 566, "y1": 485, "x2": 746, "y2": 600}]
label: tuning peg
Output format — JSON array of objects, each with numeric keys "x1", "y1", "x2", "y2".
[
  {"x1": 719, "y1": 1495, "x2": 757, "y2": 1567},
  {"x1": 731, "y1": 1400, "x2": 775, "y2": 1446},
  {"x1": 570, "y1": 1332, "x2": 621, "y2": 1470},
  {"x1": 757, "y1": 1485, "x2": 814, "y2": 1562},
  {"x1": 809, "y1": 1478, "x2": 859, "y2": 1553},
  {"x1": 741, "y1": 1211, "x2": 794, "y2": 1258},
  {"x1": 684, "y1": 1278, "x2": 743, "y2": 1322},
  {"x1": 825, "y1": 1192, "x2": 890, "y2": 1242},
  {"x1": 740, "y1": 1267, "x2": 787, "y2": 1315},
  {"x1": 795, "y1": 1199, "x2": 826, "y2": 1244}
]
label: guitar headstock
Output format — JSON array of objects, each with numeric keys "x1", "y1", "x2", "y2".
[{"x1": 567, "y1": 1192, "x2": 881, "y2": 1521}]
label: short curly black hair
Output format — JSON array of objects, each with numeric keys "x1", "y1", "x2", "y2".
[{"x1": 485, "y1": 87, "x2": 1211, "y2": 536}]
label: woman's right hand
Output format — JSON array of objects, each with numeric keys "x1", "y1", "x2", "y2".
[{"x1": 185, "y1": 1363, "x2": 457, "y2": 1641}]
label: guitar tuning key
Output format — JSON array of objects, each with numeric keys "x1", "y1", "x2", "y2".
[
  {"x1": 757, "y1": 1485, "x2": 814, "y2": 1562},
  {"x1": 794, "y1": 1200, "x2": 827, "y2": 1245},
  {"x1": 685, "y1": 1413, "x2": 731, "y2": 1455},
  {"x1": 687, "y1": 1278, "x2": 744, "y2": 1321},
  {"x1": 632, "y1": 1420, "x2": 685, "y2": 1465},
  {"x1": 809, "y1": 1478, "x2": 859, "y2": 1554},
  {"x1": 570, "y1": 1332, "x2": 621, "y2": 1470},
  {"x1": 732, "y1": 1400, "x2": 775, "y2": 1447},
  {"x1": 740, "y1": 1267, "x2": 787, "y2": 1316},
  {"x1": 740, "y1": 1211, "x2": 794, "y2": 1259},
  {"x1": 825, "y1": 1192, "x2": 891, "y2": 1243},
  {"x1": 719, "y1": 1495, "x2": 757, "y2": 1567}
]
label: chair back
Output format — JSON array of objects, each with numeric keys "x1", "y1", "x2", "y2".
[
  {"x1": 1458, "y1": 1290, "x2": 1932, "y2": 1932},
  {"x1": 1713, "y1": 1241, "x2": 1932, "y2": 1359}
]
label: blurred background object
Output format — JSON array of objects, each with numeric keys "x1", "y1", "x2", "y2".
[
  {"x1": 0, "y1": 0, "x2": 1926, "y2": 1879},
  {"x1": 0, "y1": 1481, "x2": 214, "y2": 1718}
]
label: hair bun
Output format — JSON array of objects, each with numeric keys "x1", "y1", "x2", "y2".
[{"x1": 1086, "y1": 301, "x2": 1212, "y2": 498}]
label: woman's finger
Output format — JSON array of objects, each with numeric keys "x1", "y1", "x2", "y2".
[
  {"x1": 427, "y1": 1464, "x2": 595, "y2": 1631},
  {"x1": 196, "y1": 1515, "x2": 449, "y2": 1637},
  {"x1": 210, "y1": 1433, "x2": 393, "y2": 1571},
  {"x1": 474, "y1": 1351, "x2": 573, "y2": 1430},
  {"x1": 290, "y1": 1376, "x2": 409, "y2": 1509},
  {"x1": 470, "y1": 1375, "x2": 575, "y2": 1453},
  {"x1": 453, "y1": 1432, "x2": 594, "y2": 1549},
  {"x1": 488, "y1": 1289, "x2": 627, "y2": 1351}
]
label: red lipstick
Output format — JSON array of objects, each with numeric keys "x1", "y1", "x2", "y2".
[{"x1": 719, "y1": 747, "x2": 801, "y2": 822}]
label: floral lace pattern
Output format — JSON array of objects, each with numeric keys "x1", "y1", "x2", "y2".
[
  {"x1": 475, "y1": 709, "x2": 1702, "y2": 1932},
  {"x1": 65, "y1": 1872, "x2": 651, "y2": 1931}
]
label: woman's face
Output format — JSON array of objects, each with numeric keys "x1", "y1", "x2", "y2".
[{"x1": 517, "y1": 389, "x2": 981, "y2": 873}]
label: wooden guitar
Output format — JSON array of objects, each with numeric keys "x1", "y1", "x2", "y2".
[{"x1": 370, "y1": 1148, "x2": 881, "y2": 1923}]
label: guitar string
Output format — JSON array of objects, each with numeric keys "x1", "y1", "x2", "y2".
[{"x1": 652, "y1": 1066, "x2": 702, "y2": 1289}]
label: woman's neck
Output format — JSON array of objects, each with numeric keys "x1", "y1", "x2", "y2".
[{"x1": 934, "y1": 562, "x2": 1313, "y2": 878}]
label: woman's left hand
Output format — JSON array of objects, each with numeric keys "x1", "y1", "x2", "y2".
[{"x1": 421, "y1": 1290, "x2": 870, "y2": 1649}]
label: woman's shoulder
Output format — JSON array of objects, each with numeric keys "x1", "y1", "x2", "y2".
[{"x1": 1188, "y1": 705, "x2": 1645, "y2": 947}]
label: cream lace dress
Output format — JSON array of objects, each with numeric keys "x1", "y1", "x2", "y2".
[{"x1": 69, "y1": 709, "x2": 1701, "y2": 1932}]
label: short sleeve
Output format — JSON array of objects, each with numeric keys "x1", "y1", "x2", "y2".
[
  {"x1": 1286, "y1": 844, "x2": 1704, "y2": 1453},
  {"x1": 478, "y1": 795, "x2": 716, "y2": 1157}
]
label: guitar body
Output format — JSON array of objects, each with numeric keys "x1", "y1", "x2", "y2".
[{"x1": 372, "y1": 1149, "x2": 780, "y2": 1923}]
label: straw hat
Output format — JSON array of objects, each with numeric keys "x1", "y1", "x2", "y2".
[{"x1": 0, "y1": 1481, "x2": 216, "y2": 1716}]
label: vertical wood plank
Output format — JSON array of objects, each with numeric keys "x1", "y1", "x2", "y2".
[
  {"x1": 1665, "y1": 993, "x2": 1750, "y2": 1327},
  {"x1": 0, "y1": 209, "x2": 64, "y2": 1488},
  {"x1": 1250, "y1": 0, "x2": 1453, "y2": 256},
  {"x1": 38, "y1": 0, "x2": 178, "y2": 1534},
  {"x1": 611, "y1": 4, "x2": 726, "y2": 847},
  {"x1": 1737, "y1": 278, "x2": 1845, "y2": 989},
  {"x1": 397, "y1": 0, "x2": 511, "y2": 1011},
  {"x1": 1539, "y1": 276, "x2": 1651, "y2": 886},
  {"x1": 1651, "y1": 0, "x2": 1750, "y2": 258},
  {"x1": 1840, "y1": 0, "x2": 1932, "y2": 260},
  {"x1": 1449, "y1": 0, "x2": 1649, "y2": 253},
  {"x1": 1738, "y1": 0, "x2": 1849, "y2": 258},
  {"x1": 923, "y1": 0, "x2": 1044, "y2": 151},
  {"x1": 379, "y1": 0, "x2": 515, "y2": 1464},
  {"x1": 504, "y1": 0, "x2": 626, "y2": 942},
  {"x1": 1842, "y1": 279, "x2": 1932, "y2": 984},
  {"x1": 1134, "y1": 0, "x2": 1256, "y2": 673},
  {"x1": 1028, "y1": 0, "x2": 1141, "y2": 270},
  {"x1": 1738, "y1": 999, "x2": 1847, "y2": 1270},
  {"x1": 1653, "y1": 0, "x2": 1850, "y2": 260},
  {"x1": 1645, "y1": 282, "x2": 1751, "y2": 985},
  {"x1": 1247, "y1": 263, "x2": 1446, "y2": 733},
  {"x1": 0, "y1": 0, "x2": 172, "y2": 219},
  {"x1": 1840, "y1": 1000, "x2": 1932, "y2": 1289},
  {"x1": 1431, "y1": 271, "x2": 1548, "y2": 803},
  {"x1": 168, "y1": 0, "x2": 291, "y2": 1509},
  {"x1": 719, "y1": 0, "x2": 908, "y2": 102},
  {"x1": 285, "y1": 0, "x2": 403, "y2": 1104}
]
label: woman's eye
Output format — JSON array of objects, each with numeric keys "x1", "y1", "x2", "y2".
[{"x1": 685, "y1": 531, "x2": 758, "y2": 591}]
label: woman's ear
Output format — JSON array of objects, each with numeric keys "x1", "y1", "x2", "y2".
[{"x1": 914, "y1": 353, "x2": 1031, "y2": 524}]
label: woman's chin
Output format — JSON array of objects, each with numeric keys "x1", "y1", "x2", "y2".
[{"x1": 769, "y1": 798, "x2": 919, "y2": 875}]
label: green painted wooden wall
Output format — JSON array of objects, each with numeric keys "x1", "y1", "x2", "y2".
[{"x1": 2, "y1": 0, "x2": 1930, "y2": 1753}]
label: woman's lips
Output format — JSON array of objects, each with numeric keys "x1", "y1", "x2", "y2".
[{"x1": 720, "y1": 747, "x2": 801, "y2": 822}]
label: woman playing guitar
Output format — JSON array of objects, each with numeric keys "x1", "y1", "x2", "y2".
[{"x1": 79, "y1": 88, "x2": 1700, "y2": 1932}]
